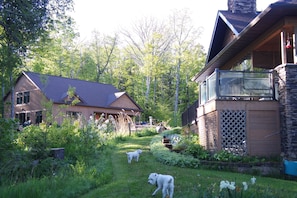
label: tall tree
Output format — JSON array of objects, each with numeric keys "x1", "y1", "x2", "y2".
[
  {"x1": 170, "y1": 9, "x2": 202, "y2": 126},
  {"x1": 76, "y1": 32, "x2": 118, "y2": 83},
  {"x1": 26, "y1": 16, "x2": 80, "y2": 78},
  {"x1": 89, "y1": 31, "x2": 118, "y2": 83},
  {"x1": 0, "y1": 0, "x2": 73, "y2": 118},
  {"x1": 121, "y1": 17, "x2": 172, "y2": 118}
]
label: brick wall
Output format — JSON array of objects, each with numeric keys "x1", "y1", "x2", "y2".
[{"x1": 198, "y1": 110, "x2": 218, "y2": 152}]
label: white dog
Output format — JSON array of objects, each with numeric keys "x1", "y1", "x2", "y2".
[
  {"x1": 148, "y1": 173, "x2": 174, "y2": 198},
  {"x1": 126, "y1": 149, "x2": 142, "y2": 163}
]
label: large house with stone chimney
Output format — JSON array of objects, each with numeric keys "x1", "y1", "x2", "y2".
[
  {"x1": 186, "y1": 0, "x2": 297, "y2": 161},
  {"x1": 3, "y1": 71, "x2": 142, "y2": 126}
]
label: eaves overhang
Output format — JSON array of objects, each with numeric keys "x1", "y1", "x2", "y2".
[{"x1": 192, "y1": 1, "x2": 297, "y2": 83}]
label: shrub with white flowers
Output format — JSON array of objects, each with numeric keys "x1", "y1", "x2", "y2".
[{"x1": 219, "y1": 177, "x2": 256, "y2": 197}]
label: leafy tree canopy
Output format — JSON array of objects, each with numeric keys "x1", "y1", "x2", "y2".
[
  {"x1": 0, "y1": 0, "x2": 74, "y2": 118},
  {"x1": 0, "y1": 0, "x2": 73, "y2": 53}
]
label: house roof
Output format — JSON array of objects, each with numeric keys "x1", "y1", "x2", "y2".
[
  {"x1": 22, "y1": 71, "x2": 142, "y2": 111},
  {"x1": 207, "y1": 11, "x2": 260, "y2": 63},
  {"x1": 193, "y1": 0, "x2": 297, "y2": 82}
]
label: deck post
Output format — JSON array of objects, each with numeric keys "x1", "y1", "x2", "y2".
[
  {"x1": 293, "y1": 26, "x2": 297, "y2": 64},
  {"x1": 281, "y1": 31, "x2": 287, "y2": 64}
]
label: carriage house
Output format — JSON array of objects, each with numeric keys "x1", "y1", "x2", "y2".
[
  {"x1": 4, "y1": 71, "x2": 142, "y2": 126},
  {"x1": 191, "y1": 0, "x2": 297, "y2": 160}
]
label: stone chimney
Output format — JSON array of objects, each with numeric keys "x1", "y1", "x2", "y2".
[
  {"x1": 279, "y1": 0, "x2": 297, "y2": 2},
  {"x1": 228, "y1": 0, "x2": 257, "y2": 14}
]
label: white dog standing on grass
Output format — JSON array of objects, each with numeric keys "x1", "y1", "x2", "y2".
[
  {"x1": 126, "y1": 149, "x2": 142, "y2": 163},
  {"x1": 148, "y1": 173, "x2": 174, "y2": 198}
]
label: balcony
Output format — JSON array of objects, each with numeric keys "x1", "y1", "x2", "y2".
[
  {"x1": 199, "y1": 69, "x2": 277, "y2": 105},
  {"x1": 197, "y1": 69, "x2": 280, "y2": 156}
]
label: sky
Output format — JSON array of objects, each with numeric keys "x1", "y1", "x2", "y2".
[{"x1": 71, "y1": 0, "x2": 277, "y2": 51}]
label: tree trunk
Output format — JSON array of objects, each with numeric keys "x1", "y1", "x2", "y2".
[
  {"x1": 1, "y1": 67, "x2": 4, "y2": 117},
  {"x1": 10, "y1": 71, "x2": 14, "y2": 119},
  {"x1": 174, "y1": 58, "x2": 181, "y2": 126},
  {"x1": 145, "y1": 75, "x2": 151, "y2": 107}
]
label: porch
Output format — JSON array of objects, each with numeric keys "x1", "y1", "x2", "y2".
[
  {"x1": 197, "y1": 69, "x2": 281, "y2": 157},
  {"x1": 198, "y1": 99, "x2": 280, "y2": 156}
]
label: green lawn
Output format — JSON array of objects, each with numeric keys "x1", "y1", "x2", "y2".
[{"x1": 81, "y1": 136, "x2": 297, "y2": 198}]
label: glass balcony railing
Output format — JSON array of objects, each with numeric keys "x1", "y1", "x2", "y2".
[{"x1": 199, "y1": 69, "x2": 277, "y2": 105}]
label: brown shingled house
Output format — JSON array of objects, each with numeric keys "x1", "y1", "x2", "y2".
[
  {"x1": 185, "y1": 0, "x2": 297, "y2": 161},
  {"x1": 4, "y1": 71, "x2": 142, "y2": 126}
]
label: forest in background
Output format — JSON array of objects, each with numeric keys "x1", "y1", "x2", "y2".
[{"x1": 0, "y1": 0, "x2": 206, "y2": 126}]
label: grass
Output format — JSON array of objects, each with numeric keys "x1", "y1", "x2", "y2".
[
  {"x1": 1, "y1": 135, "x2": 296, "y2": 198},
  {"x1": 81, "y1": 136, "x2": 297, "y2": 198}
]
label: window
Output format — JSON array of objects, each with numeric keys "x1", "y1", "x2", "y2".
[
  {"x1": 66, "y1": 111, "x2": 81, "y2": 120},
  {"x1": 16, "y1": 91, "x2": 30, "y2": 104},
  {"x1": 24, "y1": 91, "x2": 30, "y2": 103},
  {"x1": 199, "y1": 82, "x2": 207, "y2": 105},
  {"x1": 36, "y1": 111, "x2": 42, "y2": 124},
  {"x1": 15, "y1": 113, "x2": 26, "y2": 125},
  {"x1": 16, "y1": 93, "x2": 23, "y2": 104}
]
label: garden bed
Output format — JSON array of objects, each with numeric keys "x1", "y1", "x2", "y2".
[
  {"x1": 153, "y1": 129, "x2": 284, "y2": 177},
  {"x1": 200, "y1": 160, "x2": 281, "y2": 176}
]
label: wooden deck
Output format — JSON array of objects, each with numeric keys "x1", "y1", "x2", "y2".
[{"x1": 197, "y1": 99, "x2": 281, "y2": 157}]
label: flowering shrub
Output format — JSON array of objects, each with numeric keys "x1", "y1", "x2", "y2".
[{"x1": 219, "y1": 177, "x2": 256, "y2": 197}]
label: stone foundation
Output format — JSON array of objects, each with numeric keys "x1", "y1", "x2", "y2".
[{"x1": 275, "y1": 64, "x2": 297, "y2": 160}]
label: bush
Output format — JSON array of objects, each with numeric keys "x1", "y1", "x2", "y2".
[
  {"x1": 183, "y1": 143, "x2": 210, "y2": 160},
  {"x1": 168, "y1": 133, "x2": 211, "y2": 160},
  {"x1": 149, "y1": 130, "x2": 200, "y2": 168},
  {"x1": 213, "y1": 150, "x2": 242, "y2": 162},
  {"x1": 134, "y1": 128, "x2": 157, "y2": 137},
  {"x1": 0, "y1": 117, "x2": 113, "y2": 185},
  {"x1": 0, "y1": 145, "x2": 114, "y2": 197},
  {"x1": 0, "y1": 119, "x2": 19, "y2": 160}
]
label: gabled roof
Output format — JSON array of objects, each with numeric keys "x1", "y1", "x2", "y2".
[
  {"x1": 107, "y1": 92, "x2": 126, "y2": 106},
  {"x1": 193, "y1": 0, "x2": 297, "y2": 82},
  {"x1": 22, "y1": 71, "x2": 142, "y2": 111},
  {"x1": 207, "y1": 11, "x2": 260, "y2": 62}
]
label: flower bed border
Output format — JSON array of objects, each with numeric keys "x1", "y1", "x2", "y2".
[{"x1": 200, "y1": 160, "x2": 281, "y2": 176}]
